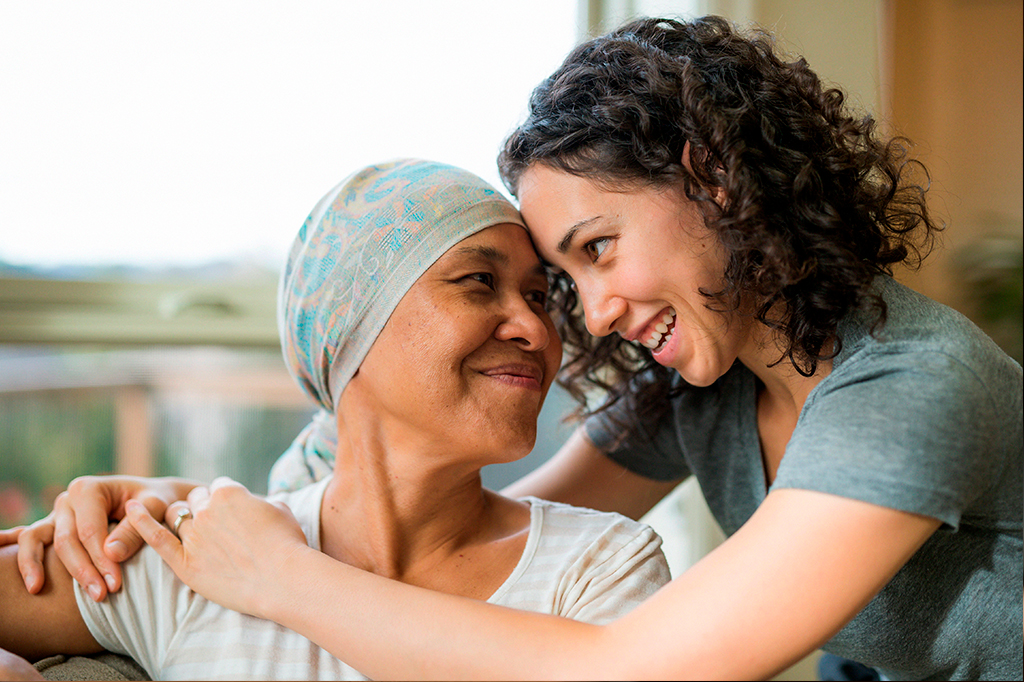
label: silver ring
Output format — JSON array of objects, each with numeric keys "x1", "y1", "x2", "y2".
[{"x1": 171, "y1": 508, "x2": 192, "y2": 538}]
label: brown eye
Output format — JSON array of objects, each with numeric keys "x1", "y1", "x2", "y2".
[
  {"x1": 526, "y1": 289, "x2": 548, "y2": 306},
  {"x1": 466, "y1": 272, "x2": 495, "y2": 289},
  {"x1": 583, "y1": 238, "x2": 610, "y2": 261}
]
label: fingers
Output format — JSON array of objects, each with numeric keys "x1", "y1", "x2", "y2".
[
  {"x1": 0, "y1": 527, "x2": 24, "y2": 546},
  {"x1": 209, "y1": 476, "x2": 243, "y2": 492},
  {"x1": 102, "y1": 518, "x2": 143, "y2": 565},
  {"x1": 187, "y1": 483, "x2": 212, "y2": 509},
  {"x1": 125, "y1": 500, "x2": 185, "y2": 573},
  {"x1": 16, "y1": 519, "x2": 52, "y2": 594},
  {"x1": 103, "y1": 489, "x2": 168, "y2": 564},
  {"x1": 160, "y1": 484, "x2": 213, "y2": 529},
  {"x1": 270, "y1": 501, "x2": 293, "y2": 515},
  {"x1": 49, "y1": 493, "x2": 111, "y2": 601},
  {"x1": 65, "y1": 481, "x2": 126, "y2": 594},
  {"x1": 164, "y1": 501, "x2": 193, "y2": 538}
]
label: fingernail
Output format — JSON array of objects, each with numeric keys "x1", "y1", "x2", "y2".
[
  {"x1": 88, "y1": 583, "x2": 103, "y2": 601},
  {"x1": 107, "y1": 540, "x2": 127, "y2": 560},
  {"x1": 104, "y1": 574, "x2": 117, "y2": 591}
]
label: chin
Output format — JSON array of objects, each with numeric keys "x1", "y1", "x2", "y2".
[
  {"x1": 465, "y1": 403, "x2": 542, "y2": 463},
  {"x1": 675, "y1": 362, "x2": 727, "y2": 388},
  {"x1": 505, "y1": 434, "x2": 538, "y2": 461},
  {"x1": 490, "y1": 424, "x2": 538, "y2": 463}
]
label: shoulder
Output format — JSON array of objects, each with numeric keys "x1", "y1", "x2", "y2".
[
  {"x1": 840, "y1": 278, "x2": 1020, "y2": 379},
  {"x1": 509, "y1": 498, "x2": 671, "y2": 623},
  {"x1": 521, "y1": 497, "x2": 666, "y2": 568},
  {"x1": 781, "y1": 282, "x2": 1022, "y2": 526},
  {"x1": 832, "y1": 278, "x2": 1022, "y2": 418},
  {"x1": 73, "y1": 535, "x2": 186, "y2": 671}
]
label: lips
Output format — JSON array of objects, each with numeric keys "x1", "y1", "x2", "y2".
[{"x1": 481, "y1": 363, "x2": 545, "y2": 390}]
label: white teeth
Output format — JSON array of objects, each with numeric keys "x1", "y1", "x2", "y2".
[
  {"x1": 635, "y1": 309, "x2": 678, "y2": 351},
  {"x1": 641, "y1": 309, "x2": 677, "y2": 352}
]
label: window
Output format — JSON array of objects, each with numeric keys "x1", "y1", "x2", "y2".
[
  {"x1": 1, "y1": 0, "x2": 579, "y2": 270},
  {"x1": 0, "y1": 0, "x2": 580, "y2": 527}
]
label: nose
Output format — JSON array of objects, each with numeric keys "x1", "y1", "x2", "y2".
[
  {"x1": 578, "y1": 281, "x2": 627, "y2": 338},
  {"x1": 495, "y1": 297, "x2": 552, "y2": 352}
]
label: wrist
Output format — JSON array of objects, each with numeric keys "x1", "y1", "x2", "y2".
[{"x1": 258, "y1": 543, "x2": 319, "y2": 623}]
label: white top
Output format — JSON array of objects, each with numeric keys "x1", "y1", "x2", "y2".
[{"x1": 75, "y1": 477, "x2": 670, "y2": 680}]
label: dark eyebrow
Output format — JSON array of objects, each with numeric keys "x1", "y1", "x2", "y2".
[
  {"x1": 451, "y1": 244, "x2": 509, "y2": 265},
  {"x1": 556, "y1": 217, "x2": 600, "y2": 255},
  {"x1": 451, "y1": 244, "x2": 548, "y2": 281}
]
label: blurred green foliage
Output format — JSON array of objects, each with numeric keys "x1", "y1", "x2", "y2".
[
  {"x1": 0, "y1": 391, "x2": 314, "y2": 527},
  {"x1": 958, "y1": 229, "x2": 1024, "y2": 364},
  {"x1": 0, "y1": 394, "x2": 116, "y2": 527}
]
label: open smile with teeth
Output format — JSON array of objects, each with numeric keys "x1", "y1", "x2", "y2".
[{"x1": 641, "y1": 309, "x2": 677, "y2": 352}]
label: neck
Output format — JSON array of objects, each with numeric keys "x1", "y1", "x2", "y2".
[
  {"x1": 738, "y1": 324, "x2": 832, "y2": 417},
  {"x1": 318, "y1": 423, "x2": 504, "y2": 581}
]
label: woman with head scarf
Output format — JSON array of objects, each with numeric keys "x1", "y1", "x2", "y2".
[{"x1": 0, "y1": 159, "x2": 669, "y2": 680}]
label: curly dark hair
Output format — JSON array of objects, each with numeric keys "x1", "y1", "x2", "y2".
[{"x1": 499, "y1": 15, "x2": 939, "y2": 429}]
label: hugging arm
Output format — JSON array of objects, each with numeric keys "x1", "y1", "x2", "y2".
[
  {"x1": 0, "y1": 542, "x2": 102, "y2": 662},
  {"x1": 267, "y1": 490, "x2": 939, "y2": 680},
  {"x1": 130, "y1": 478, "x2": 939, "y2": 680}
]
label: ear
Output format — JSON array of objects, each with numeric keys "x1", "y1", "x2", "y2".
[
  {"x1": 680, "y1": 140, "x2": 697, "y2": 173},
  {"x1": 681, "y1": 141, "x2": 728, "y2": 207}
]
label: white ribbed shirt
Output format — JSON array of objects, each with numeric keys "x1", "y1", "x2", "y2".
[{"x1": 75, "y1": 477, "x2": 670, "y2": 680}]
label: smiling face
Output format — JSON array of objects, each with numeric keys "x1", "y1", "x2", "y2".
[
  {"x1": 517, "y1": 163, "x2": 755, "y2": 388},
  {"x1": 340, "y1": 222, "x2": 562, "y2": 464}
]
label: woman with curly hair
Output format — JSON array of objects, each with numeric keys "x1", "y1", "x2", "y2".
[{"x1": 8, "y1": 16, "x2": 1021, "y2": 681}]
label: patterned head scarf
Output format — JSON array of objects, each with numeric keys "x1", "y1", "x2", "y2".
[{"x1": 269, "y1": 159, "x2": 526, "y2": 493}]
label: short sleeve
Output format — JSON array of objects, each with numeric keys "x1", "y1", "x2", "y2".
[
  {"x1": 557, "y1": 520, "x2": 671, "y2": 625},
  {"x1": 773, "y1": 349, "x2": 1003, "y2": 529},
  {"x1": 74, "y1": 542, "x2": 184, "y2": 676}
]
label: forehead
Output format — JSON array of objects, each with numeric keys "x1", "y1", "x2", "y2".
[
  {"x1": 516, "y1": 165, "x2": 624, "y2": 258},
  {"x1": 432, "y1": 222, "x2": 542, "y2": 270},
  {"x1": 517, "y1": 164, "x2": 697, "y2": 259}
]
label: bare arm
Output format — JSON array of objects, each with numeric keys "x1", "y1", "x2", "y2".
[
  {"x1": 0, "y1": 543, "x2": 102, "y2": 661},
  {"x1": 129, "y1": 481, "x2": 940, "y2": 680},
  {"x1": 502, "y1": 427, "x2": 683, "y2": 520}
]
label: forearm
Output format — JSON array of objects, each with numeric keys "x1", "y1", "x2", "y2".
[
  {"x1": 270, "y1": 546, "x2": 611, "y2": 681},
  {"x1": 263, "y1": 489, "x2": 941, "y2": 681}
]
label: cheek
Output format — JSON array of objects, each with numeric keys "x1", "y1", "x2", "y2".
[
  {"x1": 407, "y1": 310, "x2": 491, "y2": 377},
  {"x1": 603, "y1": 264, "x2": 665, "y2": 301}
]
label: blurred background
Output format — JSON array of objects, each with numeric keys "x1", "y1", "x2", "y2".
[{"x1": 0, "y1": 0, "x2": 1020, "y2": 657}]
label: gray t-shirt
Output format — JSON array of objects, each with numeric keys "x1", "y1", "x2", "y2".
[{"x1": 586, "y1": 277, "x2": 1023, "y2": 681}]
